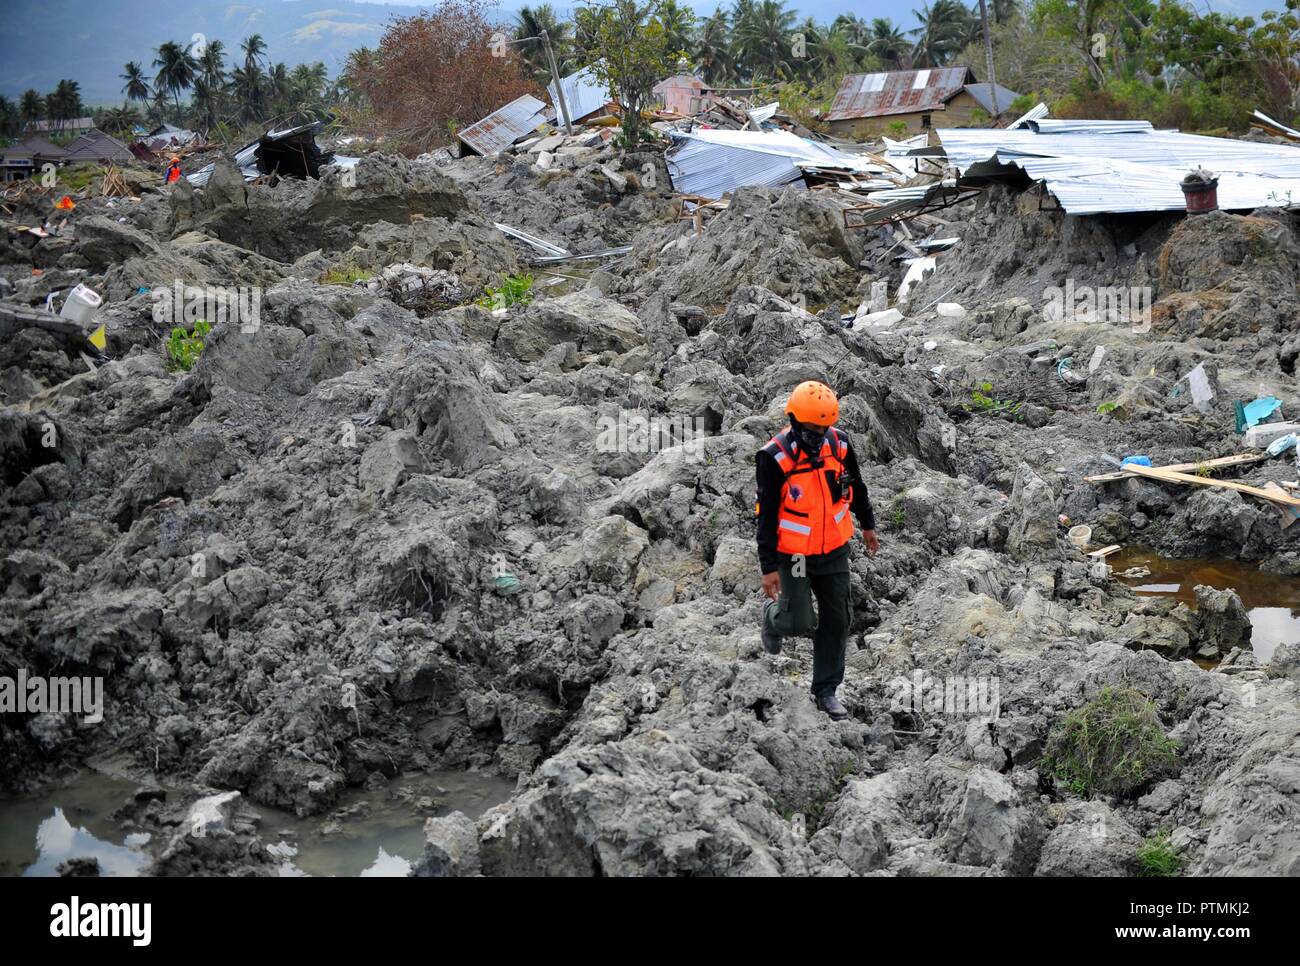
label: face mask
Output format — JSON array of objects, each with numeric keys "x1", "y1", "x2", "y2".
[{"x1": 793, "y1": 423, "x2": 827, "y2": 459}]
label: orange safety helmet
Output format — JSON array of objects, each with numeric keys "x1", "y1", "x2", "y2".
[{"x1": 785, "y1": 380, "x2": 839, "y2": 427}]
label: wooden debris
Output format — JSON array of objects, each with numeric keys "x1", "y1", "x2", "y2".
[
  {"x1": 1085, "y1": 452, "x2": 1266, "y2": 484},
  {"x1": 1087, "y1": 544, "x2": 1121, "y2": 559},
  {"x1": 1121, "y1": 462, "x2": 1300, "y2": 510}
]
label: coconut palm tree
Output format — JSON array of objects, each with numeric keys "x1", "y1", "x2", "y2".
[
  {"x1": 153, "y1": 41, "x2": 196, "y2": 123},
  {"x1": 97, "y1": 105, "x2": 142, "y2": 136},
  {"x1": 693, "y1": 9, "x2": 734, "y2": 85},
  {"x1": 514, "y1": 5, "x2": 572, "y2": 80},
  {"x1": 19, "y1": 90, "x2": 43, "y2": 131},
  {"x1": 869, "y1": 18, "x2": 912, "y2": 69},
  {"x1": 198, "y1": 39, "x2": 226, "y2": 89},
  {"x1": 909, "y1": 1, "x2": 971, "y2": 68},
  {"x1": 46, "y1": 80, "x2": 83, "y2": 130},
  {"x1": 121, "y1": 61, "x2": 151, "y2": 106},
  {"x1": 733, "y1": 0, "x2": 798, "y2": 82},
  {"x1": 657, "y1": 0, "x2": 697, "y2": 55}
]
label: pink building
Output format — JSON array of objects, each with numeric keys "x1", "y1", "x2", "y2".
[{"x1": 654, "y1": 73, "x2": 712, "y2": 116}]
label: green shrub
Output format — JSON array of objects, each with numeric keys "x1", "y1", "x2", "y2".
[
  {"x1": 166, "y1": 319, "x2": 211, "y2": 371},
  {"x1": 1041, "y1": 686, "x2": 1177, "y2": 798},
  {"x1": 477, "y1": 274, "x2": 535, "y2": 311},
  {"x1": 1137, "y1": 831, "x2": 1184, "y2": 877},
  {"x1": 320, "y1": 265, "x2": 373, "y2": 285}
]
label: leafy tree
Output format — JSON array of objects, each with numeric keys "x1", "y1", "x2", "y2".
[{"x1": 582, "y1": 0, "x2": 683, "y2": 145}]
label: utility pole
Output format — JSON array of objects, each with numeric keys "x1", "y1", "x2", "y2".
[
  {"x1": 540, "y1": 30, "x2": 573, "y2": 136},
  {"x1": 978, "y1": 0, "x2": 999, "y2": 120}
]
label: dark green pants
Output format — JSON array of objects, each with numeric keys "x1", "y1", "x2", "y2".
[{"x1": 764, "y1": 545, "x2": 852, "y2": 698}]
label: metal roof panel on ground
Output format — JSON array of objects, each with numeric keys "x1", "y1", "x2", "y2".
[
  {"x1": 936, "y1": 122, "x2": 1300, "y2": 214},
  {"x1": 824, "y1": 67, "x2": 975, "y2": 121},
  {"x1": 548, "y1": 64, "x2": 612, "y2": 123},
  {"x1": 665, "y1": 128, "x2": 880, "y2": 199},
  {"x1": 458, "y1": 93, "x2": 548, "y2": 156}
]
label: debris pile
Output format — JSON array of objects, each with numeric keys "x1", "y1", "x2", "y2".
[{"x1": 2, "y1": 91, "x2": 1300, "y2": 880}]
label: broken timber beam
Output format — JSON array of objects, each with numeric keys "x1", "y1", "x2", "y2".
[
  {"x1": 1084, "y1": 452, "x2": 1266, "y2": 484},
  {"x1": 1120, "y1": 462, "x2": 1300, "y2": 509}
]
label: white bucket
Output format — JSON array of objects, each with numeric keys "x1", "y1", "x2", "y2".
[
  {"x1": 60, "y1": 284, "x2": 102, "y2": 325},
  {"x1": 1067, "y1": 525, "x2": 1092, "y2": 550}
]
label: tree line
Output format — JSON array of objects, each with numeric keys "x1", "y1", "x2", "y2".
[{"x1": 0, "y1": 33, "x2": 338, "y2": 142}]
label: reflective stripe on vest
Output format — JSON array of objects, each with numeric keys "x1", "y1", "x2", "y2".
[{"x1": 778, "y1": 518, "x2": 812, "y2": 535}]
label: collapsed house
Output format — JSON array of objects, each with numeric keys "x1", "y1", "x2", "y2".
[
  {"x1": 187, "y1": 121, "x2": 354, "y2": 187},
  {"x1": 915, "y1": 109, "x2": 1300, "y2": 214},
  {"x1": 664, "y1": 128, "x2": 897, "y2": 199},
  {"x1": 824, "y1": 66, "x2": 1021, "y2": 140},
  {"x1": 458, "y1": 64, "x2": 614, "y2": 157}
]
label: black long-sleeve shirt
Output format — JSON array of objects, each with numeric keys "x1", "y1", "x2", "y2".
[{"x1": 755, "y1": 433, "x2": 876, "y2": 575}]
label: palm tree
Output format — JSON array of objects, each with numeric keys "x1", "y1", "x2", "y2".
[
  {"x1": 514, "y1": 5, "x2": 572, "y2": 80},
  {"x1": 47, "y1": 80, "x2": 83, "y2": 130},
  {"x1": 266, "y1": 62, "x2": 291, "y2": 114},
  {"x1": 693, "y1": 9, "x2": 734, "y2": 85},
  {"x1": 733, "y1": 0, "x2": 798, "y2": 82},
  {"x1": 909, "y1": 1, "x2": 971, "y2": 68},
  {"x1": 198, "y1": 39, "x2": 226, "y2": 89},
  {"x1": 19, "y1": 90, "x2": 43, "y2": 131},
  {"x1": 236, "y1": 34, "x2": 268, "y2": 119},
  {"x1": 658, "y1": 0, "x2": 697, "y2": 55},
  {"x1": 97, "y1": 105, "x2": 142, "y2": 136},
  {"x1": 0, "y1": 96, "x2": 20, "y2": 138},
  {"x1": 241, "y1": 34, "x2": 267, "y2": 73},
  {"x1": 869, "y1": 18, "x2": 912, "y2": 69},
  {"x1": 190, "y1": 77, "x2": 220, "y2": 131},
  {"x1": 831, "y1": 14, "x2": 869, "y2": 48},
  {"x1": 153, "y1": 41, "x2": 196, "y2": 123},
  {"x1": 121, "y1": 61, "x2": 151, "y2": 106}
]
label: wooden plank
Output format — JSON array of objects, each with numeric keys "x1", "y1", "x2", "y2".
[
  {"x1": 1121, "y1": 462, "x2": 1300, "y2": 508},
  {"x1": 1262, "y1": 482, "x2": 1300, "y2": 529},
  {"x1": 1085, "y1": 452, "x2": 1266, "y2": 484},
  {"x1": 1087, "y1": 544, "x2": 1121, "y2": 559}
]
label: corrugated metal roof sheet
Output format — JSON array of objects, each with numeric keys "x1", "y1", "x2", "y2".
[
  {"x1": 548, "y1": 64, "x2": 612, "y2": 123},
  {"x1": 665, "y1": 129, "x2": 878, "y2": 199},
  {"x1": 962, "y1": 83, "x2": 1020, "y2": 115},
  {"x1": 937, "y1": 123, "x2": 1300, "y2": 214},
  {"x1": 825, "y1": 67, "x2": 975, "y2": 121},
  {"x1": 459, "y1": 93, "x2": 548, "y2": 156},
  {"x1": 748, "y1": 101, "x2": 779, "y2": 125}
]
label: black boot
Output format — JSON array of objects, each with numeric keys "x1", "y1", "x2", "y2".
[
  {"x1": 761, "y1": 599, "x2": 782, "y2": 655},
  {"x1": 814, "y1": 691, "x2": 849, "y2": 721}
]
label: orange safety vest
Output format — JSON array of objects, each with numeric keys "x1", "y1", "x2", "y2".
[
  {"x1": 759, "y1": 427, "x2": 855, "y2": 557},
  {"x1": 167, "y1": 164, "x2": 180, "y2": 183}
]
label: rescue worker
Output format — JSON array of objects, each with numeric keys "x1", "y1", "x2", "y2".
[
  {"x1": 166, "y1": 156, "x2": 182, "y2": 185},
  {"x1": 755, "y1": 380, "x2": 879, "y2": 720}
]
